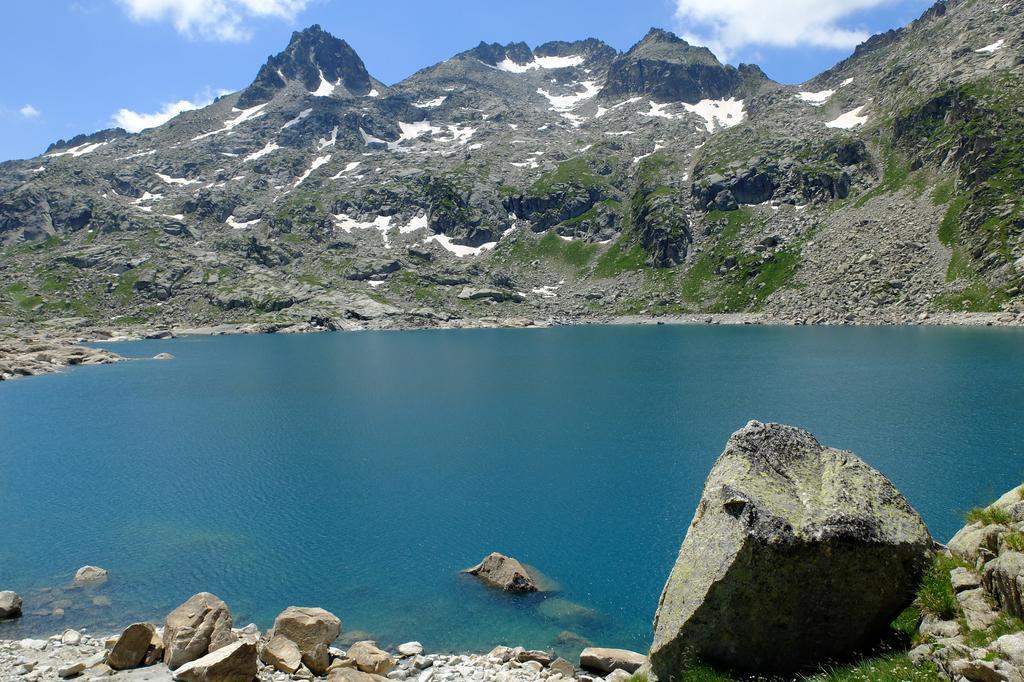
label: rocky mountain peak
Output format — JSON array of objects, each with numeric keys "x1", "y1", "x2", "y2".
[
  {"x1": 627, "y1": 28, "x2": 720, "y2": 66},
  {"x1": 238, "y1": 24, "x2": 375, "y2": 107},
  {"x1": 598, "y1": 27, "x2": 771, "y2": 103}
]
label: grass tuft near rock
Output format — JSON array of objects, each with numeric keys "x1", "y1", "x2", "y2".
[{"x1": 965, "y1": 506, "x2": 1013, "y2": 526}]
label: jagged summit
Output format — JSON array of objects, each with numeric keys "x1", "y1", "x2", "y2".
[
  {"x1": 598, "y1": 28, "x2": 773, "y2": 103},
  {"x1": 626, "y1": 28, "x2": 722, "y2": 66},
  {"x1": 238, "y1": 24, "x2": 378, "y2": 106},
  {"x1": 456, "y1": 37, "x2": 616, "y2": 71}
]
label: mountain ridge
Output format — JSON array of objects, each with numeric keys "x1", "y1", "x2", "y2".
[{"x1": 0, "y1": 0, "x2": 1021, "y2": 333}]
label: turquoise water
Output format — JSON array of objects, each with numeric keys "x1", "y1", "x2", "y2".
[{"x1": 1, "y1": 325, "x2": 1023, "y2": 654}]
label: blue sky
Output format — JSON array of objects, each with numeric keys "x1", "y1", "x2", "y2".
[{"x1": 0, "y1": 0, "x2": 934, "y2": 162}]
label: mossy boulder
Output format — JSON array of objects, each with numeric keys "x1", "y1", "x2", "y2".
[{"x1": 650, "y1": 421, "x2": 933, "y2": 678}]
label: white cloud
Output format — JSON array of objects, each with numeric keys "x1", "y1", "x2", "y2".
[
  {"x1": 20, "y1": 104, "x2": 40, "y2": 119},
  {"x1": 117, "y1": 0, "x2": 310, "y2": 41},
  {"x1": 113, "y1": 89, "x2": 230, "y2": 132},
  {"x1": 673, "y1": 0, "x2": 897, "y2": 60}
]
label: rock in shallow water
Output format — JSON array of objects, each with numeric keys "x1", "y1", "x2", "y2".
[
  {"x1": 73, "y1": 565, "x2": 108, "y2": 585},
  {"x1": 0, "y1": 591, "x2": 22, "y2": 619},
  {"x1": 462, "y1": 552, "x2": 541, "y2": 592},
  {"x1": 650, "y1": 421, "x2": 933, "y2": 677}
]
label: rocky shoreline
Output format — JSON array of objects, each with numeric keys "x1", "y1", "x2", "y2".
[
  {"x1": 3, "y1": 310, "x2": 1022, "y2": 383},
  {"x1": 0, "y1": 598, "x2": 646, "y2": 682}
]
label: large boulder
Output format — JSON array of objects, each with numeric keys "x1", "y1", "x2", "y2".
[
  {"x1": 172, "y1": 640, "x2": 257, "y2": 682},
  {"x1": 462, "y1": 552, "x2": 540, "y2": 592},
  {"x1": 164, "y1": 592, "x2": 236, "y2": 670},
  {"x1": 650, "y1": 421, "x2": 933, "y2": 677},
  {"x1": 270, "y1": 606, "x2": 341, "y2": 675},
  {"x1": 107, "y1": 623, "x2": 157, "y2": 670},
  {"x1": 0, "y1": 591, "x2": 22, "y2": 619},
  {"x1": 579, "y1": 647, "x2": 647, "y2": 674}
]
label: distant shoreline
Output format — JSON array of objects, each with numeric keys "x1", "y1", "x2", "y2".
[{"x1": 2, "y1": 311, "x2": 1022, "y2": 383}]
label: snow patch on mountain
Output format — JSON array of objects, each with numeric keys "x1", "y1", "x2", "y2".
[
  {"x1": 282, "y1": 108, "x2": 313, "y2": 129},
  {"x1": 426, "y1": 233, "x2": 496, "y2": 257},
  {"x1": 312, "y1": 70, "x2": 338, "y2": 97},
  {"x1": 976, "y1": 39, "x2": 1005, "y2": 53},
  {"x1": 45, "y1": 141, "x2": 108, "y2": 158},
  {"x1": 294, "y1": 154, "x2": 332, "y2": 186},
  {"x1": 826, "y1": 106, "x2": 868, "y2": 129},
  {"x1": 797, "y1": 89, "x2": 835, "y2": 106},
  {"x1": 244, "y1": 142, "x2": 280, "y2": 162},
  {"x1": 155, "y1": 172, "x2": 200, "y2": 185},
  {"x1": 413, "y1": 96, "x2": 448, "y2": 108},
  {"x1": 495, "y1": 54, "x2": 585, "y2": 73},
  {"x1": 193, "y1": 103, "x2": 268, "y2": 142},
  {"x1": 682, "y1": 98, "x2": 745, "y2": 132}
]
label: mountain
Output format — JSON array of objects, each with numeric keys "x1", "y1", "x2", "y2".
[{"x1": 0, "y1": 0, "x2": 1021, "y2": 333}]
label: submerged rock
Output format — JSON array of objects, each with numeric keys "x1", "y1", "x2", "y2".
[
  {"x1": 164, "y1": 592, "x2": 236, "y2": 669},
  {"x1": 650, "y1": 421, "x2": 933, "y2": 676},
  {"x1": 462, "y1": 552, "x2": 541, "y2": 592},
  {"x1": 73, "y1": 566, "x2": 108, "y2": 585}
]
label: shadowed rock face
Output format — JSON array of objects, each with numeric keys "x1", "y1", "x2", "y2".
[
  {"x1": 650, "y1": 421, "x2": 933, "y2": 678},
  {"x1": 598, "y1": 29, "x2": 764, "y2": 103}
]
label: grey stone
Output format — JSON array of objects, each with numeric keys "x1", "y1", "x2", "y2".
[
  {"x1": 0, "y1": 591, "x2": 22, "y2": 620},
  {"x1": 984, "y1": 552, "x2": 1024, "y2": 618},
  {"x1": 650, "y1": 421, "x2": 933, "y2": 675}
]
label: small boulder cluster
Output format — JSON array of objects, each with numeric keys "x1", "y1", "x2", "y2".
[{"x1": 912, "y1": 484, "x2": 1024, "y2": 682}]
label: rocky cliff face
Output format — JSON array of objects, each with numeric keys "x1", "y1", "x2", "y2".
[{"x1": 0, "y1": 0, "x2": 1021, "y2": 332}]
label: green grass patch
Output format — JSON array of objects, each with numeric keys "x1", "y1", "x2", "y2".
[
  {"x1": 593, "y1": 241, "x2": 648, "y2": 278},
  {"x1": 933, "y1": 280, "x2": 1008, "y2": 312},
  {"x1": 915, "y1": 554, "x2": 968, "y2": 621},
  {"x1": 854, "y1": 152, "x2": 913, "y2": 208},
  {"x1": 1003, "y1": 532, "x2": 1024, "y2": 553},
  {"x1": 113, "y1": 270, "x2": 141, "y2": 304},
  {"x1": 932, "y1": 180, "x2": 955, "y2": 206},
  {"x1": 5, "y1": 282, "x2": 43, "y2": 311},
  {"x1": 964, "y1": 613, "x2": 1024, "y2": 648},
  {"x1": 938, "y1": 195, "x2": 968, "y2": 247},
  {"x1": 805, "y1": 654, "x2": 945, "y2": 682},
  {"x1": 966, "y1": 506, "x2": 1013, "y2": 526},
  {"x1": 529, "y1": 157, "x2": 608, "y2": 195},
  {"x1": 679, "y1": 209, "x2": 803, "y2": 312},
  {"x1": 297, "y1": 274, "x2": 323, "y2": 287},
  {"x1": 504, "y1": 231, "x2": 600, "y2": 272}
]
